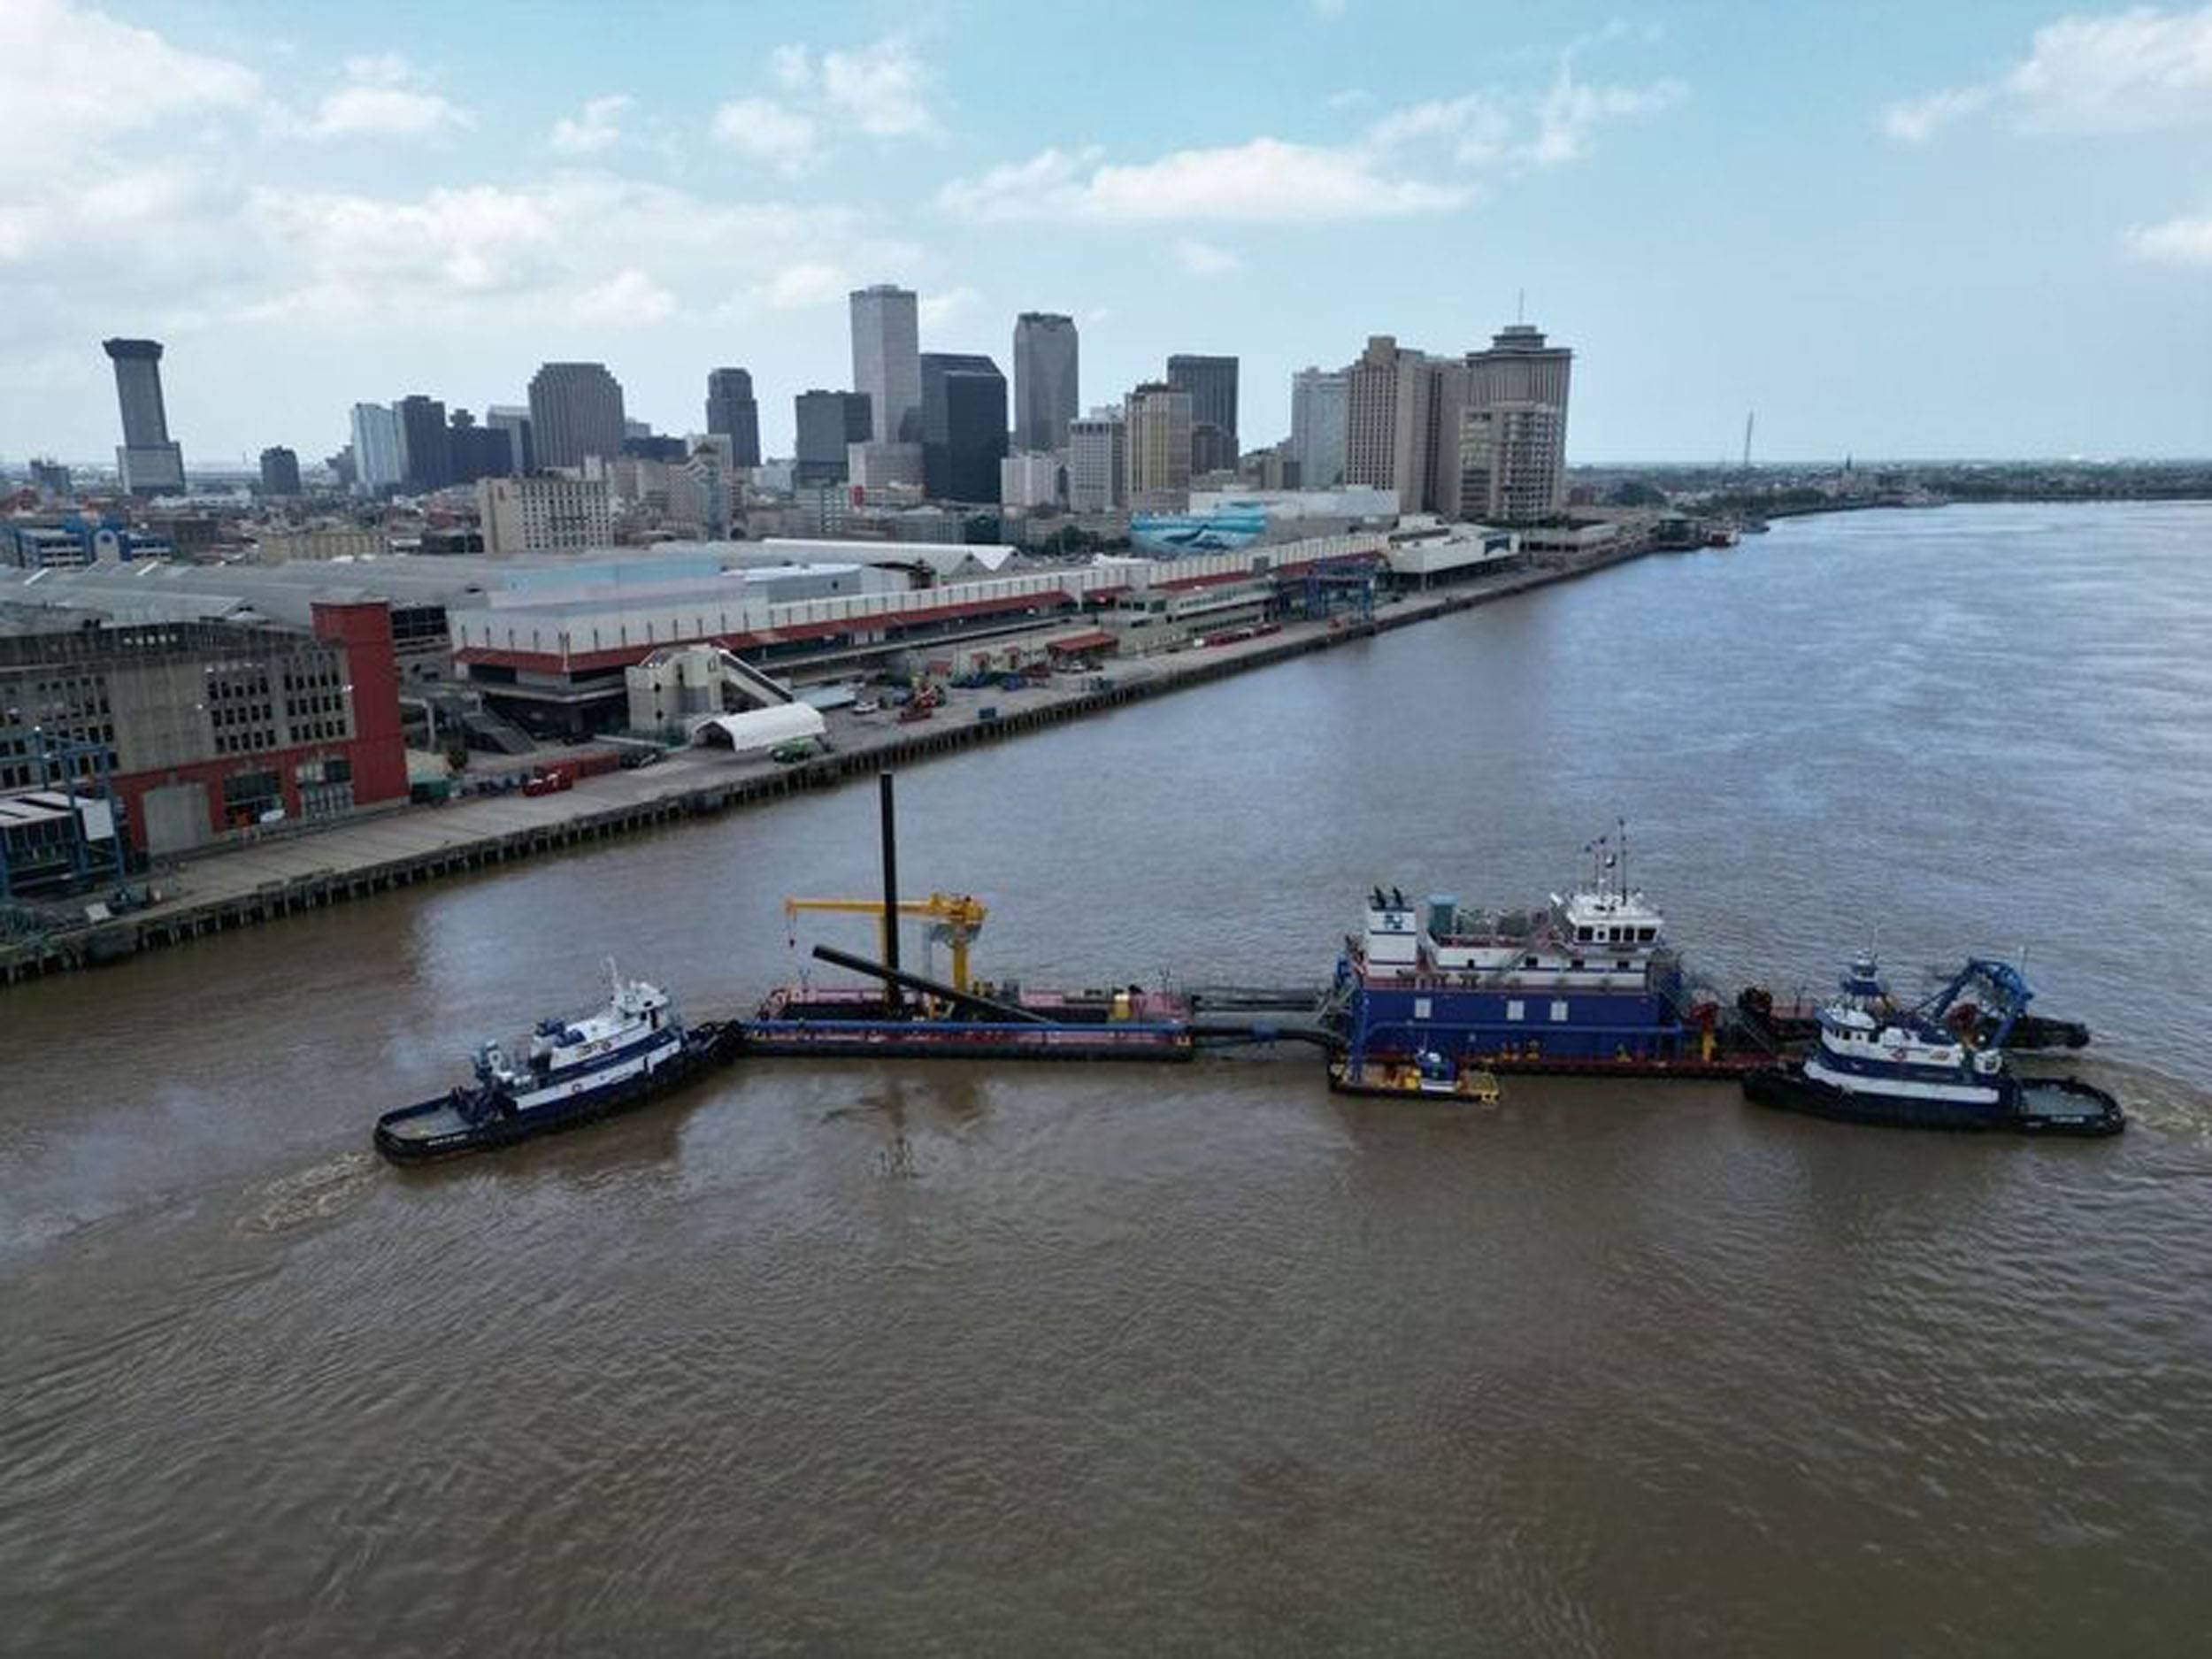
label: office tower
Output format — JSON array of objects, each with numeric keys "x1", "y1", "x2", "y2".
[
  {"x1": 391, "y1": 395, "x2": 452, "y2": 492},
  {"x1": 1165, "y1": 354, "x2": 1238, "y2": 453},
  {"x1": 918, "y1": 353, "x2": 1008, "y2": 503},
  {"x1": 526, "y1": 361, "x2": 627, "y2": 470},
  {"x1": 1066, "y1": 410, "x2": 1125, "y2": 512},
  {"x1": 446, "y1": 409, "x2": 513, "y2": 485},
  {"x1": 1343, "y1": 334, "x2": 1433, "y2": 507},
  {"x1": 1123, "y1": 382, "x2": 1192, "y2": 512},
  {"x1": 486, "y1": 405, "x2": 534, "y2": 473},
  {"x1": 849, "y1": 442, "x2": 925, "y2": 489},
  {"x1": 102, "y1": 338, "x2": 187, "y2": 494},
  {"x1": 704, "y1": 368, "x2": 762, "y2": 468},
  {"x1": 28, "y1": 458, "x2": 73, "y2": 499},
  {"x1": 794, "y1": 389, "x2": 872, "y2": 486},
  {"x1": 999, "y1": 452, "x2": 1062, "y2": 510},
  {"x1": 1012, "y1": 312, "x2": 1079, "y2": 453},
  {"x1": 1189, "y1": 422, "x2": 1237, "y2": 479},
  {"x1": 349, "y1": 402, "x2": 403, "y2": 494},
  {"x1": 849, "y1": 283, "x2": 922, "y2": 444},
  {"x1": 477, "y1": 475, "x2": 614, "y2": 554},
  {"x1": 1291, "y1": 367, "x2": 1348, "y2": 490},
  {"x1": 1460, "y1": 323, "x2": 1573, "y2": 524},
  {"x1": 257, "y1": 446, "x2": 302, "y2": 496},
  {"x1": 1422, "y1": 357, "x2": 1473, "y2": 518}
]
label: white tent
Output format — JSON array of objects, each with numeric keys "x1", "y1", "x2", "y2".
[{"x1": 689, "y1": 703, "x2": 826, "y2": 755}]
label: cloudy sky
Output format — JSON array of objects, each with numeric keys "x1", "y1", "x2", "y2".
[{"x1": 6, "y1": 0, "x2": 2211, "y2": 467}]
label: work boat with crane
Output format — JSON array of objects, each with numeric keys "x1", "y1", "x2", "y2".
[
  {"x1": 1742, "y1": 956, "x2": 2123, "y2": 1135},
  {"x1": 742, "y1": 774, "x2": 1197, "y2": 1061}
]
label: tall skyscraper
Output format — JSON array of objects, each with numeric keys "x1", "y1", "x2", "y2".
[
  {"x1": 1343, "y1": 335, "x2": 1433, "y2": 508},
  {"x1": 1460, "y1": 323, "x2": 1573, "y2": 524},
  {"x1": 1291, "y1": 367, "x2": 1348, "y2": 490},
  {"x1": 257, "y1": 446, "x2": 302, "y2": 496},
  {"x1": 102, "y1": 338, "x2": 186, "y2": 495},
  {"x1": 394, "y1": 394, "x2": 452, "y2": 492},
  {"x1": 918, "y1": 353, "x2": 1008, "y2": 503},
  {"x1": 1124, "y1": 382, "x2": 1193, "y2": 512},
  {"x1": 486, "y1": 405, "x2": 534, "y2": 474},
  {"x1": 527, "y1": 362, "x2": 627, "y2": 470},
  {"x1": 1012, "y1": 312, "x2": 1079, "y2": 453},
  {"x1": 704, "y1": 368, "x2": 762, "y2": 468},
  {"x1": 349, "y1": 403, "x2": 403, "y2": 494},
  {"x1": 447, "y1": 409, "x2": 513, "y2": 485},
  {"x1": 849, "y1": 284, "x2": 922, "y2": 445},
  {"x1": 1165, "y1": 354, "x2": 1238, "y2": 454},
  {"x1": 793, "y1": 389, "x2": 872, "y2": 485},
  {"x1": 1066, "y1": 408, "x2": 1125, "y2": 513}
]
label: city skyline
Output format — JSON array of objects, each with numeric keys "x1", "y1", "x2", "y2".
[{"x1": 6, "y1": 0, "x2": 2212, "y2": 466}]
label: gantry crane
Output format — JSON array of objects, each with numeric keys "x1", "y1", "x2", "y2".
[{"x1": 783, "y1": 892, "x2": 989, "y2": 994}]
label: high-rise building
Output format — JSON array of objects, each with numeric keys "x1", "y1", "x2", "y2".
[
  {"x1": 394, "y1": 395, "x2": 452, "y2": 492},
  {"x1": 349, "y1": 403, "x2": 403, "y2": 494},
  {"x1": 704, "y1": 368, "x2": 762, "y2": 468},
  {"x1": 527, "y1": 362, "x2": 627, "y2": 470},
  {"x1": 849, "y1": 284, "x2": 922, "y2": 445},
  {"x1": 477, "y1": 475, "x2": 613, "y2": 554},
  {"x1": 1343, "y1": 335, "x2": 1434, "y2": 507},
  {"x1": 1123, "y1": 382, "x2": 1192, "y2": 512},
  {"x1": 1012, "y1": 312, "x2": 1079, "y2": 453},
  {"x1": 1189, "y1": 421, "x2": 1237, "y2": 480},
  {"x1": 1000, "y1": 451, "x2": 1062, "y2": 510},
  {"x1": 794, "y1": 389, "x2": 872, "y2": 486},
  {"x1": 102, "y1": 338, "x2": 186, "y2": 495},
  {"x1": 1460, "y1": 323, "x2": 1572, "y2": 524},
  {"x1": 1422, "y1": 357, "x2": 1473, "y2": 518},
  {"x1": 446, "y1": 409, "x2": 513, "y2": 485},
  {"x1": 849, "y1": 441, "x2": 925, "y2": 490},
  {"x1": 1291, "y1": 367, "x2": 1348, "y2": 490},
  {"x1": 28, "y1": 458, "x2": 74, "y2": 500},
  {"x1": 1165, "y1": 354, "x2": 1238, "y2": 454},
  {"x1": 919, "y1": 352, "x2": 1008, "y2": 503},
  {"x1": 257, "y1": 446, "x2": 302, "y2": 496},
  {"x1": 1066, "y1": 409, "x2": 1125, "y2": 513},
  {"x1": 486, "y1": 405, "x2": 534, "y2": 473}
]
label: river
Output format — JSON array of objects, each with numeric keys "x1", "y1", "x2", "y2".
[{"x1": 4, "y1": 502, "x2": 2209, "y2": 1655}]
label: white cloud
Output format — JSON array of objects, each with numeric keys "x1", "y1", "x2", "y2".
[
  {"x1": 1326, "y1": 87, "x2": 1374, "y2": 111},
  {"x1": 551, "y1": 94, "x2": 634, "y2": 155},
  {"x1": 0, "y1": 0, "x2": 261, "y2": 166},
  {"x1": 771, "y1": 44, "x2": 814, "y2": 90},
  {"x1": 710, "y1": 96, "x2": 822, "y2": 173},
  {"x1": 743, "y1": 261, "x2": 850, "y2": 310},
  {"x1": 1312, "y1": 0, "x2": 1349, "y2": 19},
  {"x1": 1884, "y1": 4, "x2": 2212, "y2": 142},
  {"x1": 818, "y1": 39, "x2": 936, "y2": 137},
  {"x1": 1172, "y1": 237, "x2": 1242, "y2": 276},
  {"x1": 299, "y1": 56, "x2": 469, "y2": 141},
  {"x1": 1525, "y1": 67, "x2": 1685, "y2": 165},
  {"x1": 2130, "y1": 211, "x2": 2212, "y2": 264},
  {"x1": 1880, "y1": 85, "x2": 1994, "y2": 144},
  {"x1": 939, "y1": 139, "x2": 1470, "y2": 225},
  {"x1": 567, "y1": 268, "x2": 678, "y2": 326},
  {"x1": 919, "y1": 285, "x2": 980, "y2": 327}
]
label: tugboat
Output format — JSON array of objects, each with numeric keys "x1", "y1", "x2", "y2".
[
  {"x1": 1741, "y1": 956, "x2": 2122, "y2": 1136},
  {"x1": 373, "y1": 964, "x2": 740, "y2": 1162}
]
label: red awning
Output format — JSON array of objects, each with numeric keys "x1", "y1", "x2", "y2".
[{"x1": 1044, "y1": 629, "x2": 1115, "y2": 653}]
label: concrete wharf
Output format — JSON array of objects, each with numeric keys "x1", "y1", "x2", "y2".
[{"x1": 2, "y1": 547, "x2": 1642, "y2": 987}]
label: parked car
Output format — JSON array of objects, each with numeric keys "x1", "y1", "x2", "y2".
[
  {"x1": 852, "y1": 698, "x2": 881, "y2": 716},
  {"x1": 768, "y1": 741, "x2": 817, "y2": 764}
]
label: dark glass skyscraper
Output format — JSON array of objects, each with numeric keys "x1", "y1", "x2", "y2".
[
  {"x1": 1166, "y1": 354, "x2": 1239, "y2": 454},
  {"x1": 793, "y1": 390, "x2": 872, "y2": 485},
  {"x1": 527, "y1": 362, "x2": 626, "y2": 470},
  {"x1": 257, "y1": 446, "x2": 302, "y2": 496},
  {"x1": 395, "y1": 394, "x2": 452, "y2": 492},
  {"x1": 919, "y1": 353, "x2": 1008, "y2": 503},
  {"x1": 705, "y1": 368, "x2": 761, "y2": 468}
]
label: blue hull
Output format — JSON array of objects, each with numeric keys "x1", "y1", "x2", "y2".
[{"x1": 1348, "y1": 981, "x2": 1686, "y2": 1064}]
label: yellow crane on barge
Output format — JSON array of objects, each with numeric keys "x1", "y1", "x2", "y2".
[{"x1": 783, "y1": 892, "x2": 989, "y2": 995}]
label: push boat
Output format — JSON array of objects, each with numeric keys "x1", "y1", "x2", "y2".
[
  {"x1": 1326, "y1": 831, "x2": 1776, "y2": 1081},
  {"x1": 373, "y1": 964, "x2": 740, "y2": 1162},
  {"x1": 1740, "y1": 956, "x2": 2122, "y2": 1136}
]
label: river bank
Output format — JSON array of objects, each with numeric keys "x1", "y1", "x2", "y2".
[{"x1": 2, "y1": 538, "x2": 1647, "y2": 987}]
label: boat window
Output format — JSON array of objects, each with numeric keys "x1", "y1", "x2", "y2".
[
  {"x1": 1522, "y1": 955, "x2": 1539, "y2": 969},
  {"x1": 1576, "y1": 926, "x2": 1591, "y2": 942},
  {"x1": 1639, "y1": 927, "x2": 1656, "y2": 942},
  {"x1": 1506, "y1": 1000, "x2": 1525, "y2": 1021},
  {"x1": 1550, "y1": 1000, "x2": 1570, "y2": 1022}
]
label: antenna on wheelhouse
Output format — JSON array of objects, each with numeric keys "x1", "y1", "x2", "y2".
[{"x1": 1617, "y1": 818, "x2": 1628, "y2": 898}]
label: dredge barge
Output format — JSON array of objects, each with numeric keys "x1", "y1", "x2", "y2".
[{"x1": 1326, "y1": 831, "x2": 1781, "y2": 1085}]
